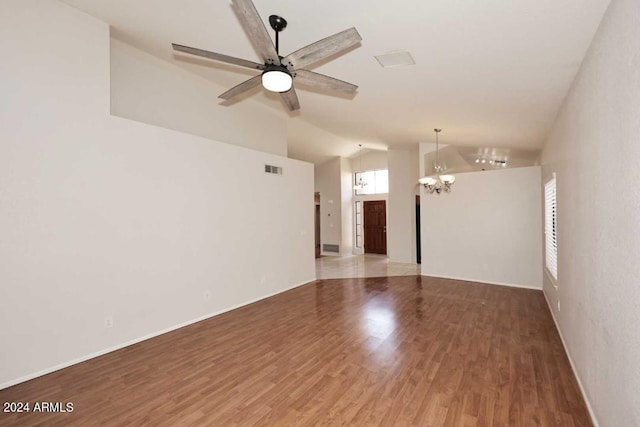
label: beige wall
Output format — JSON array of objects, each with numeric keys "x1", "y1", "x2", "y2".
[
  {"x1": 110, "y1": 39, "x2": 287, "y2": 157},
  {"x1": 541, "y1": 0, "x2": 640, "y2": 424},
  {"x1": 314, "y1": 158, "x2": 342, "y2": 254},
  {"x1": 420, "y1": 165, "x2": 543, "y2": 289},
  {"x1": 388, "y1": 149, "x2": 419, "y2": 263},
  {"x1": 350, "y1": 149, "x2": 388, "y2": 172},
  {"x1": 0, "y1": 0, "x2": 314, "y2": 388},
  {"x1": 340, "y1": 158, "x2": 354, "y2": 255}
]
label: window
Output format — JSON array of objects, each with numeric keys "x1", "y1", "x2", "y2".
[
  {"x1": 544, "y1": 174, "x2": 558, "y2": 280},
  {"x1": 355, "y1": 201, "x2": 362, "y2": 248},
  {"x1": 354, "y1": 169, "x2": 389, "y2": 195}
]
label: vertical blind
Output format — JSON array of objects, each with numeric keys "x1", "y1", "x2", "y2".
[{"x1": 544, "y1": 175, "x2": 558, "y2": 280}]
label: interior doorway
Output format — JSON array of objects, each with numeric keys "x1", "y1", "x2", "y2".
[
  {"x1": 415, "y1": 195, "x2": 421, "y2": 264},
  {"x1": 363, "y1": 200, "x2": 387, "y2": 254},
  {"x1": 314, "y1": 192, "x2": 321, "y2": 258}
]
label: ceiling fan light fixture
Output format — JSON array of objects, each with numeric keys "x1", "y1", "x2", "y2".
[{"x1": 262, "y1": 66, "x2": 293, "y2": 93}]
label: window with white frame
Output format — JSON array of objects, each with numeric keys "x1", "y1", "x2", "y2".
[
  {"x1": 354, "y1": 169, "x2": 389, "y2": 195},
  {"x1": 544, "y1": 174, "x2": 558, "y2": 280},
  {"x1": 354, "y1": 201, "x2": 362, "y2": 248}
]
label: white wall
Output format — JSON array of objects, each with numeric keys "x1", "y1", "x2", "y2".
[
  {"x1": 421, "y1": 166, "x2": 543, "y2": 289},
  {"x1": 314, "y1": 158, "x2": 342, "y2": 254},
  {"x1": 0, "y1": 0, "x2": 314, "y2": 388},
  {"x1": 287, "y1": 118, "x2": 357, "y2": 165},
  {"x1": 350, "y1": 149, "x2": 388, "y2": 172},
  {"x1": 110, "y1": 39, "x2": 287, "y2": 157},
  {"x1": 387, "y1": 149, "x2": 419, "y2": 263},
  {"x1": 541, "y1": 0, "x2": 640, "y2": 424},
  {"x1": 340, "y1": 158, "x2": 354, "y2": 255}
]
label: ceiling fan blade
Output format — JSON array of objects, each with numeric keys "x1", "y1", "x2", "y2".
[
  {"x1": 172, "y1": 44, "x2": 265, "y2": 70},
  {"x1": 219, "y1": 75, "x2": 263, "y2": 100},
  {"x1": 280, "y1": 87, "x2": 300, "y2": 111},
  {"x1": 231, "y1": 0, "x2": 280, "y2": 65},
  {"x1": 294, "y1": 70, "x2": 358, "y2": 93},
  {"x1": 283, "y1": 28, "x2": 362, "y2": 70}
]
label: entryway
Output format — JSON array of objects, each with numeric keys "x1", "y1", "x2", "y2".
[
  {"x1": 363, "y1": 200, "x2": 387, "y2": 254},
  {"x1": 315, "y1": 192, "x2": 321, "y2": 258},
  {"x1": 316, "y1": 254, "x2": 420, "y2": 279}
]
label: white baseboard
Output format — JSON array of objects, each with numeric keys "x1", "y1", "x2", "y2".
[
  {"x1": 420, "y1": 273, "x2": 542, "y2": 291},
  {"x1": 388, "y1": 258, "x2": 418, "y2": 265},
  {"x1": 0, "y1": 277, "x2": 317, "y2": 391},
  {"x1": 542, "y1": 291, "x2": 599, "y2": 427},
  {"x1": 320, "y1": 252, "x2": 341, "y2": 257}
]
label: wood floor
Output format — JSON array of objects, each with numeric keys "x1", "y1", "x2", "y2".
[{"x1": 0, "y1": 276, "x2": 591, "y2": 426}]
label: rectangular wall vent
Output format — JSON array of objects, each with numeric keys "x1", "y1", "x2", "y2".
[
  {"x1": 323, "y1": 244, "x2": 340, "y2": 253},
  {"x1": 265, "y1": 165, "x2": 283, "y2": 175}
]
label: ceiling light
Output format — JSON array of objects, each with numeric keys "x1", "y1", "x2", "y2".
[
  {"x1": 440, "y1": 175, "x2": 456, "y2": 185},
  {"x1": 418, "y1": 176, "x2": 437, "y2": 186},
  {"x1": 262, "y1": 66, "x2": 293, "y2": 92},
  {"x1": 474, "y1": 155, "x2": 508, "y2": 169},
  {"x1": 353, "y1": 144, "x2": 368, "y2": 192},
  {"x1": 418, "y1": 129, "x2": 455, "y2": 194}
]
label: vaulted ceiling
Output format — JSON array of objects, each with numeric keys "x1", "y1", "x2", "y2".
[{"x1": 61, "y1": 0, "x2": 610, "y2": 164}]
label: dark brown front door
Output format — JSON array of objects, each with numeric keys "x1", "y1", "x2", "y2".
[{"x1": 364, "y1": 200, "x2": 387, "y2": 254}]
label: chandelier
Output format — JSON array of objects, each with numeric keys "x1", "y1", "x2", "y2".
[
  {"x1": 418, "y1": 128, "x2": 456, "y2": 194},
  {"x1": 353, "y1": 144, "x2": 367, "y2": 191}
]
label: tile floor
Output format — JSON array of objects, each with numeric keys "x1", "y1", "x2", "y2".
[{"x1": 315, "y1": 253, "x2": 421, "y2": 279}]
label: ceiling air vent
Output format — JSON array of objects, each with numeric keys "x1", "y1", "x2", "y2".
[
  {"x1": 375, "y1": 50, "x2": 415, "y2": 68},
  {"x1": 265, "y1": 165, "x2": 283, "y2": 175}
]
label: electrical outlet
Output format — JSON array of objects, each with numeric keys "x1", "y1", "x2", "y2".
[
  {"x1": 104, "y1": 316, "x2": 113, "y2": 328},
  {"x1": 204, "y1": 290, "x2": 212, "y2": 300}
]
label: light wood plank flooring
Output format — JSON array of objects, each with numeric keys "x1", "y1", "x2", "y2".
[{"x1": 0, "y1": 276, "x2": 591, "y2": 426}]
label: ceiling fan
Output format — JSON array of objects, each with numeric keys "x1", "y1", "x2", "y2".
[{"x1": 171, "y1": 0, "x2": 362, "y2": 111}]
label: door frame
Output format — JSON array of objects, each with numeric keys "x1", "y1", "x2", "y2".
[
  {"x1": 363, "y1": 199, "x2": 387, "y2": 255},
  {"x1": 352, "y1": 195, "x2": 388, "y2": 255},
  {"x1": 314, "y1": 192, "x2": 321, "y2": 258}
]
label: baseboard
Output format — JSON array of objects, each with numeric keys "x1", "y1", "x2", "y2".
[
  {"x1": 420, "y1": 273, "x2": 542, "y2": 291},
  {"x1": 542, "y1": 291, "x2": 599, "y2": 427},
  {"x1": 388, "y1": 258, "x2": 418, "y2": 265},
  {"x1": 0, "y1": 277, "x2": 317, "y2": 391}
]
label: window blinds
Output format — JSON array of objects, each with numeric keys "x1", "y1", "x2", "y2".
[{"x1": 544, "y1": 175, "x2": 558, "y2": 280}]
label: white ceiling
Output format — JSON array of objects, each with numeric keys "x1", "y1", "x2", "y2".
[{"x1": 60, "y1": 0, "x2": 610, "y2": 164}]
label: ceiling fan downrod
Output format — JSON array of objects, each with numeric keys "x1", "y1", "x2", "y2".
[{"x1": 269, "y1": 15, "x2": 287, "y2": 55}]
